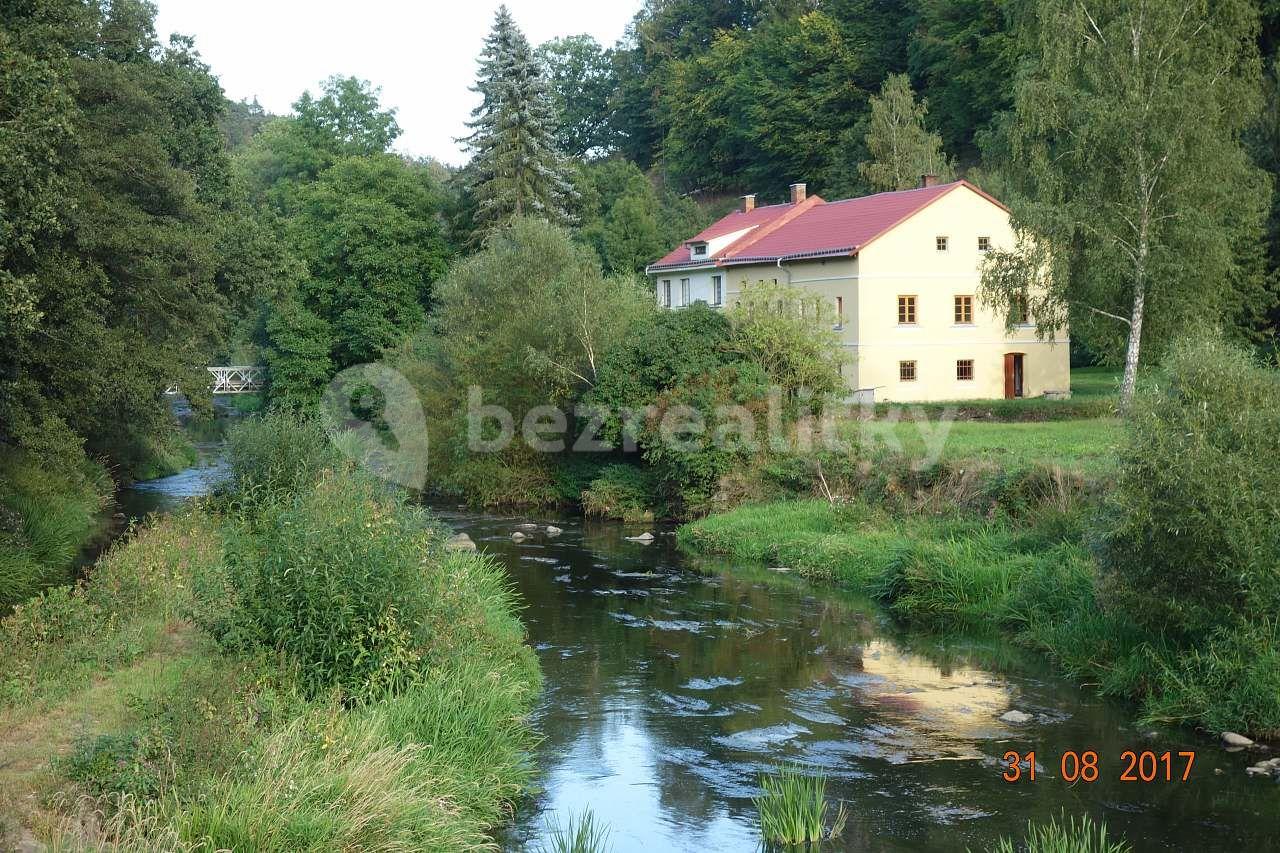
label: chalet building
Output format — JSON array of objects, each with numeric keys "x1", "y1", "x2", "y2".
[{"x1": 646, "y1": 178, "x2": 1071, "y2": 403}]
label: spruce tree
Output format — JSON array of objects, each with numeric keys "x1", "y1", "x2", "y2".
[{"x1": 462, "y1": 6, "x2": 576, "y2": 241}]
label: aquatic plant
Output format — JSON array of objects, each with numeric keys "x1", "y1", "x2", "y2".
[
  {"x1": 986, "y1": 812, "x2": 1130, "y2": 853},
  {"x1": 541, "y1": 808, "x2": 613, "y2": 853},
  {"x1": 755, "y1": 765, "x2": 847, "y2": 846}
]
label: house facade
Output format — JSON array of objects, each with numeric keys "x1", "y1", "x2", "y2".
[{"x1": 646, "y1": 179, "x2": 1070, "y2": 403}]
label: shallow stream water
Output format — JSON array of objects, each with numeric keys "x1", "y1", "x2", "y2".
[{"x1": 430, "y1": 511, "x2": 1276, "y2": 852}]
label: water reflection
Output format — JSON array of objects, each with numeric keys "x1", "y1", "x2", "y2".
[{"x1": 436, "y1": 511, "x2": 1276, "y2": 853}]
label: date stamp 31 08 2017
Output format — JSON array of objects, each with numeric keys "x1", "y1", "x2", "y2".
[{"x1": 1001, "y1": 750, "x2": 1196, "y2": 784}]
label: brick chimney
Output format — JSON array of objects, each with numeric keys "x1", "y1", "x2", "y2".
[
  {"x1": 790, "y1": 182, "x2": 806, "y2": 204},
  {"x1": 920, "y1": 174, "x2": 939, "y2": 188},
  {"x1": 741, "y1": 193, "x2": 756, "y2": 213}
]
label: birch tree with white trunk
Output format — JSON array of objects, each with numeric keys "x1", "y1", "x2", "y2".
[{"x1": 980, "y1": 0, "x2": 1269, "y2": 408}]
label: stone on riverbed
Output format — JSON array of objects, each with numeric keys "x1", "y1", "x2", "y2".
[
  {"x1": 516, "y1": 522, "x2": 539, "y2": 531},
  {"x1": 1222, "y1": 732, "x2": 1254, "y2": 748},
  {"x1": 546, "y1": 525, "x2": 563, "y2": 536},
  {"x1": 445, "y1": 533, "x2": 477, "y2": 551},
  {"x1": 511, "y1": 531, "x2": 527, "y2": 542},
  {"x1": 1245, "y1": 758, "x2": 1280, "y2": 778},
  {"x1": 1000, "y1": 710, "x2": 1034, "y2": 724},
  {"x1": 625, "y1": 532, "x2": 655, "y2": 543}
]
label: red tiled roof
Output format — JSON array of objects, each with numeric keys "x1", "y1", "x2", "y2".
[
  {"x1": 648, "y1": 181, "x2": 1005, "y2": 271},
  {"x1": 648, "y1": 201, "x2": 799, "y2": 270}
]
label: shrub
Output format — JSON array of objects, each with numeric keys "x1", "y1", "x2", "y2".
[
  {"x1": 581, "y1": 464, "x2": 657, "y2": 521},
  {"x1": 56, "y1": 733, "x2": 164, "y2": 801},
  {"x1": 225, "y1": 409, "x2": 340, "y2": 501},
  {"x1": 201, "y1": 470, "x2": 440, "y2": 699},
  {"x1": 1096, "y1": 337, "x2": 1280, "y2": 638}
]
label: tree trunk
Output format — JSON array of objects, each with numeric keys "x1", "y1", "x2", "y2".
[{"x1": 1119, "y1": 283, "x2": 1145, "y2": 408}]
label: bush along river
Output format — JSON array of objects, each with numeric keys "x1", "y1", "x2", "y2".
[{"x1": 115, "y1": 453, "x2": 1276, "y2": 851}]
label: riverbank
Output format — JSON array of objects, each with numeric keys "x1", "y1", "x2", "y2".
[
  {"x1": 0, "y1": 414, "x2": 541, "y2": 850},
  {"x1": 683, "y1": 342, "x2": 1280, "y2": 741},
  {"x1": 679, "y1": 487, "x2": 1279, "y2": 740},
  {"x1": 0, "y1": 448, "x2": 113, "y2": 612}
]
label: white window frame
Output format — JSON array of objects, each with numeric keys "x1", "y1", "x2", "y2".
[
  {"x1": 936, "y1": 235, "x2": 949, "y2": 252},
  {"x1": 711, "y1": 274, "x2": 723, "y2": 306},
  {"x1": 680, "y1": 278, "x2": 690, "y2": 306},
  {"x1": 662, "y1": 279, "x2": 672, "y2": 308}
]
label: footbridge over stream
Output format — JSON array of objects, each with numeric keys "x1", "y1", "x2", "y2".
[{"x1": 165, "y1": 365, "x2": 264, "y2": 396}]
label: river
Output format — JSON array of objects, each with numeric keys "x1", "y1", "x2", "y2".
[{"x1": 119, "y1": 456, "x2": 1277, "y2": 852}]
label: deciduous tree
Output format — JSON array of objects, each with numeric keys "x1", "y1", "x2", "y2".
[{"x1": 981, "y1": 0, "x2": 1269, "y2": 406}]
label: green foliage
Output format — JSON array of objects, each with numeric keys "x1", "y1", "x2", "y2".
[
  {"x1": 1097, "y1": 337, "x2": 1280, "y2": 638},
  {"x1": 755, "y1": 765, "x2": 847, "y2": 845},
  {"x1": 462, "y1": 7, "x2": 577, "y2": 242},
  {"x1": 727, "y1": 279, "x2": 849, "y2": 408},
  {"x1": 581, "y1": 464, "x2": 657, "y2": 521},
  {"x1": 0, "y1": 448, "x2": 109, "y2": 611},
  {"x1": 286, "y1": 155, "x2": 450, "y2": 365},
  {"x1": 908, "y1": 0, "x2": 1018, "y2": 165},
  {"x1": 225, "y1": 410, "x2": 341, "y2": 499},
  {"x1": 204, "y1": 471, "x2": 439, "y2": 699},
  {"x1": 263, "y1": 297, "x2": 335, "y2": 409},
  {"x1": 1, "y1": 511, "x2": 221, "y2": 707},
  {"x1": 432, "y1": 218, "x2": 652, "y2": 409},
  {"x1": 0, "y1": 2, "x2": 258, "y2": 479},
  {"x1": 236, "y1": 76, "x2": 401, "y2": 205},
  {"x1": 57, "y1": 733, "x2": 163, "y2": 800},
  {"x1": 985, "y1": 813, "x2": 1130, "y2": 853},
  {"x1": 983, "y1": 0, "x2": 1269, "y2": 401},
  {"x1": 574, "y1": 158, "x2": 706, "y2": 273},
  {"x1": 856, "y1": 73, "x2": 954, "y2": 192},
  {"x1": 537, "y1": 35, "x2": 618, "y2": 157}
]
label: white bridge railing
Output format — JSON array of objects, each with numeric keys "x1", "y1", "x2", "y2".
[{"x1": 165, "y1": 366, "x2": 264, "y2": 396}]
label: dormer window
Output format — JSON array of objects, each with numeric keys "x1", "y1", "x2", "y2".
[{"x1": 691, "y1": 242, "x2": 708, "y2": 258}]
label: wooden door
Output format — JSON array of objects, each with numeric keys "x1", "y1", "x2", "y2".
[{"x1": 1004, "y1": 353, "x2": 1025, "y2": 399}]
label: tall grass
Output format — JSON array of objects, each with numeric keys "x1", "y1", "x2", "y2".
[
  {"x1": 754, "y1": 765, "x2": 847, "y2": 846},
  {"x1": 541, "y1": 809, "x2": 612, "y2": 853},
  {"x1": 0, "y1": 448, "x2": 111, "y2": 611},
  {"x1": 985, "y1": 813, "x2": 1130, "y2": 853}
]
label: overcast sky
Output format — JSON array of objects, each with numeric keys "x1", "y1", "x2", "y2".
[{"x1": 152, "y1": 1, "x2": 638, "y2": 165}]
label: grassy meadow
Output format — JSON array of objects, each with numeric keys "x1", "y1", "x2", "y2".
[{"x1": 0, "y1": 414, "x2": 541, "y2": 851}]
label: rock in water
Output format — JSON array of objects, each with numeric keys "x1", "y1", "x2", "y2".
[
  {"x1": 511, "y1": 531, "x2": 527, "y2": 542},
  {"x1": 1245, "y1": 758, "x2": 1280, "y2": 778},
  {"x1": 445, "y1": 533, "x2": 477, "y2": 551},
  {"x1": 625, "y1": 532, "x2": 655, "y2": 543},
  {"x1": 1000, "y1": 710, "x2": 1034, "y2": 724},
  {"x1": 545, "y1": 525, "x2": 563, "y2": 536},
  {"x1": 516, "y1": 522, "x2": 538, "y2": 531},
  {"x1": 1222, "y1": 732, "x2": 1254, "y2": 748}
]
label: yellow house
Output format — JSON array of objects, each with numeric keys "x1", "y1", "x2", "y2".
[{"x1": 646, "y1": 179, "x2": 1070, "y2": 403}]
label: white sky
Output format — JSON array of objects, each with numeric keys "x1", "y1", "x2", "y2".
[{"x1": 152, "y1": 1, "x2": 638, "y2": 166}]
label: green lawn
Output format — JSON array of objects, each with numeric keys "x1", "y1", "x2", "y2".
[
  {"x1": 867, "y1": 366, "x2": 1121, "y2": 422},
  {"x1": 847, "y1": 417, "x2": 1122, "y2": 475},
  {"x1": 1069, "y1": 365, "x2": 1122, "y2": 399}
]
